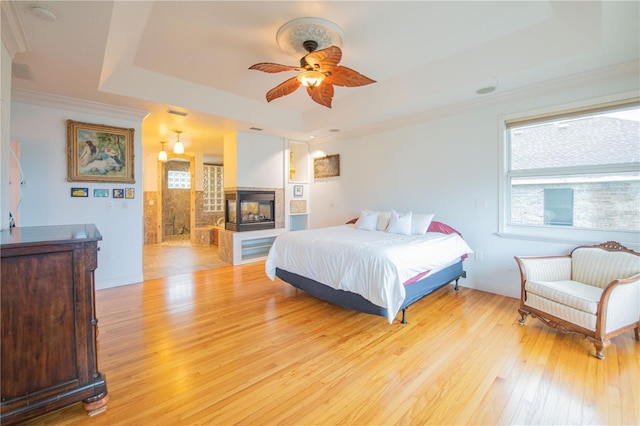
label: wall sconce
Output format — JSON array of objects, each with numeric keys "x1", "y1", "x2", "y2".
[
  {"x1": 158, "y1": 141, "x2": 168, "y2": 162},
  {"x1": 173, "y1": 130, "x2": 184, "y2": 154}
]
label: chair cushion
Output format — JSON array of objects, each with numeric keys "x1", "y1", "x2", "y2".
[{"x1": 525, "y1": 279, "x2": 603, "y2": 314}]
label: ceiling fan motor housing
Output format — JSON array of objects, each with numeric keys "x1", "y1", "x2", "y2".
[{"x1": 303, "y1": 40, "x2": 318, "y2": 53}]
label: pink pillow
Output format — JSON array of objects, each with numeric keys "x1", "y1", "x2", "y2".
[
  {"x1": 428, "y1": 221, "x2": 467, "y2": 261},
  {"x1": 427, "y1": 221, "x2": 462, "y2": 236}
]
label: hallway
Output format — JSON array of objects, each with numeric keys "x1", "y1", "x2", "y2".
[{"x1": 143, "y1": 240, "x2": 230, "y2": 280}]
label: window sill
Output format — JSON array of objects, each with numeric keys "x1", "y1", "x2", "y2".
[{"x1": 496, "y1": 230, "x2": 640, "y2": 251}]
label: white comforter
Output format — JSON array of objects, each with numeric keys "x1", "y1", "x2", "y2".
[{"x1": 265, "y1": 225, "x2": 473, "y2": 323}]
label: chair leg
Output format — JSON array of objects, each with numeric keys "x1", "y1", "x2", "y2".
[
  {"x1": 593, "y1": 342, "x2": 606, "y2": 360},
  {"x1": 517, "y1": 308, "x2": 529, "y2": 325},
  {"x1": 589, "y1": 337, "x2": 611, "y2": 360}
]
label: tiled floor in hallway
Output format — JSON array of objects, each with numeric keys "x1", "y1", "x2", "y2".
[{"x1": 143, "y1": 240, "x2": 230, "y2": 280}]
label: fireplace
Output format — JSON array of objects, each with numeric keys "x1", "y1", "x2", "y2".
[{"x1": 225, "y1": 190, "x2": 276, "y2": 232}]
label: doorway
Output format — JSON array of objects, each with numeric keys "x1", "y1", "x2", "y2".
[{"x1": 157, "y1": 154, "x2": 195, "y2": 244}]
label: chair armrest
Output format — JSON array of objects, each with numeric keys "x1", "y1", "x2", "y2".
[
  {"x1": 514, "y1": 255, "x2": 572, "y2": 301},
  {"x1": 598, "y1": 273, "x2": 640, "y2": 335}
]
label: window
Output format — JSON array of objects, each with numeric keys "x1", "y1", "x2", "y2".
[
  {"x1": 203, "y1": 164, "x2": 224, "y2": 212},
  {"x1": 167, "y1": 170, "x2": 191, "y2": 189},
  {"x1": 544, "y1": 188, "x2": 574, "y2": 226},
  {"x1": 501, "y1": 97, "x2": 640, "y2": 242}
]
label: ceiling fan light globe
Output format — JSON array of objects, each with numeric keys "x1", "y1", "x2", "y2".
[{"x1": 298, "y1": 71, "x2": 325, "y2": 88}]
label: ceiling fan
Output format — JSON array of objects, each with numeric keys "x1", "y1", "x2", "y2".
[{"x1": 249, "y1": 39, "x2": 376, "y2": 108}]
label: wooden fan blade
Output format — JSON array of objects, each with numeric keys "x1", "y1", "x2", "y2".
[
  {"x1": 325, "y1": 66, "x2": 376, "y2": 87},
  {"x1": 304, "y1": 46, "x2": 342, "y2": 72},
  {"x1": 266, "y1": 77, "x2": 301, "y2": 102},
  {"x1": 249, "y1": 63, "x2": 302, "y2": 73},
  {"x1": 306, "y1": 83, "x2": 334, "y2": 108}
]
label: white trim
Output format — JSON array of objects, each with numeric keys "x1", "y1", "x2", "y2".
[
  {"x1": 0, "y1": 1, "x2": 30, "y2": 57},
  {"x1": 460, "y1": 279, "x2": 520, "y2": 300},
  {"x1": 11, "y1": 88, "x2": 149, "y2": 121},
  {"x1": 496, "y1": 231, "x2": 640, "y2": 252},
  {"x1": 499, "y1": 90, "x2": 640, "y2": 125},
  {"x1": 96, "y1": 273, "x2": 145, "y2": 290}
]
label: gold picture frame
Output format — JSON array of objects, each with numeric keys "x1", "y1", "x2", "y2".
[
  {"x1": 67, "y1": 120, "x2": 135, "y2": 183},
  {"x1": 313, "y1": 154, "x2": 340, "y2": 178}
]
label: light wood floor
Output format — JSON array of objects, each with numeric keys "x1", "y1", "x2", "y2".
[{"x1": 25, "y1": 262, "x2": 639, "y2": 425}]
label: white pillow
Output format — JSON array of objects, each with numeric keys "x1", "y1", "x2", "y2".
[
  {"x1": 356, "y1": 209, "x2": 379, "y2": 231},
  {"x1": 387, "y1": 210, "x2": 412, "y2": 235},
  {"x1": 377, "y1": 211, "x2": 391, "y2": 231},
  {"x1": 411, "y1": 213, "x2": 435, "y2": 235}
]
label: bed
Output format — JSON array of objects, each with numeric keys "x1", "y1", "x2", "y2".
[{"x1": 265, "y1": 218, "x2": 473, "y2": 324}]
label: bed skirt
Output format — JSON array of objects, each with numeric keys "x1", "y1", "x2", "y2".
[{"x1": 275, "y1": 261, "x2": 465, "y2": 322}]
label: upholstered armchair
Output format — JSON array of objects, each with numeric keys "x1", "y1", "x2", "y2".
[{"x1": 515, "y1": 241, "x2": 640, "y2": 360}]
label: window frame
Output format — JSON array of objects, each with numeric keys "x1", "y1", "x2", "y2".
[{"x1": 498, "y1": 92, "x2": 640, "y2": 246}]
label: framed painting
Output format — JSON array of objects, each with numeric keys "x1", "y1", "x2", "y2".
[
  {"x1": 113, "y1": 189, "x2": 124, "y2": 199},
  {"x1": 293, "y1": 185, "x2": 303, "y2": 197},
  {"x1": 313, "y1": 154, "x2": 340, "y2": 178},
  {"x1": 67, "y1": 120, "x2": 135, "y2": 183},
  {"x1": 290, "y1": 199, "x2": 307, "y2": 214}
]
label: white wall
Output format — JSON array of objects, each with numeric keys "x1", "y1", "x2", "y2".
[
  {"x1": 236, "y1": 132, "x2": 285, "y2": 188},
  {"x1": 1, "y1": 42, "x2": 12, "y2": 229},
  {"x1": 224, "y1": 131, "x2": 286, "y2": 189},
  {"x1": 10, "y1": 100, "x2": 146, "y2": 289},
  {"x1": 308, "y1": 69, "x2": 640, "y2": 299}
]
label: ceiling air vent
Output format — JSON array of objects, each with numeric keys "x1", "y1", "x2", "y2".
[
  {"x1": 249, "y1": 127, "x2": 263, "y2": 131},
  {"x1": 167, "y1": 109, "x2": 188, "y2": 117},
  {"x1": 13, "y1": 63, "x2": 34, "y2": 81}
]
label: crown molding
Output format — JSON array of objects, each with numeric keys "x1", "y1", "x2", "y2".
[
  {"x1": 11, "y1": 88, "x2": 149, "y2": 121},
  {"x1": 310, "y1": 60, "x2": 640, "y2": 145},
  {"x1": 1, "y1": 1, "x2": 30, "y2": 57}
]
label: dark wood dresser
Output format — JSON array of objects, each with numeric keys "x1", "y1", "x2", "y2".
[{"x1": 1, "y1": 224, "x2": 108, "y2": 424}]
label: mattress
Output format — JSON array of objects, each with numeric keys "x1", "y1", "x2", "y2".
[{"x1": 265, "y1": 224, "x2": 473, "y2": 323}]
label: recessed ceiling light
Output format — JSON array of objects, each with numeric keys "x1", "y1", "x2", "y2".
[
  {"x1": 476, "y1": 77, "x2": 499, "y2": 95},
  {"x1": 476, "y1": 86, "x2": 496, "y2": 95},
  {"x1": 30, "y1": 5, "x2": 57, "y2": 21}
]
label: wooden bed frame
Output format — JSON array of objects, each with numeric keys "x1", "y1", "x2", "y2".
[{"x1": 276, "y1": 260, "x2": 466, "y2": 324}]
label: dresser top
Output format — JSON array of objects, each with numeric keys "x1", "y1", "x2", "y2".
[{"x1": 1, "y1": 224, "x2": 102, "y2": 248}]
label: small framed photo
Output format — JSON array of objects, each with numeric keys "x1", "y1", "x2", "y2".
[
  {"x1": 293, "y1": 185, "x2": 303, "y2": 197},
  {"x1": 93, "y1": 188, "x2": 109, "y2": 197},
  {"x1": 71, "y1": 187, "x2": 89, "y2": 197},
  {"x1": 113, "y1": 188, "x2": 124, "y2": 199},
  {"x1": 125, "y1": 188, "x2": 135, "y2": 199}
]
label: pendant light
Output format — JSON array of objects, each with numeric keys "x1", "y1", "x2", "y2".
[
  {"x1": 158, "y1": 141, "x2": 168, "y2": 162},
  {"x1": 173, "y1": 130, "x2": 184, "y2": 154}
]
